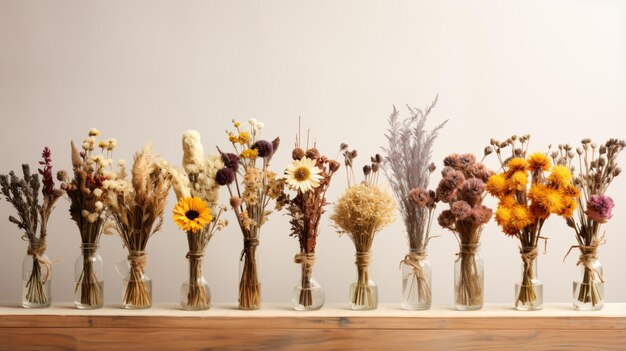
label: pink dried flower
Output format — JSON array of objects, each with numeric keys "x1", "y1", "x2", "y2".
[
  {"x1": 461, "y1": 178, "x2": 485, "y2": 203},
  {"x1": 408, "y1": 188, "x2": 431, "y2": 208},
  {"x1": 451, "y1": 200, "x2": 472, "y2": 220},
  {"x1": 460, "y1": 153, "x2": 476, "y2": 167},
  {"x1": 438, "y1": 210, "x2": 456, "y2": 229},
  {"x1": 471, "y1": 205, "x2": 493, "y2": 225},
  {"x1": 586, "y1": 195, "x2": 614, "y2": 223},
  {"x1": 443, "y1": 154, "x2": 462, "y2": 170},
  {"x1": 436, "y1": 182, "x2": 457, "y2": 203}
]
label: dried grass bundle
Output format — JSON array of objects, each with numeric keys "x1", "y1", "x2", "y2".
[
  {"x1": 331, "y1": 147, "x2": 395, "y2": 309},
  {"x1": 0, "y1": 148, "x2": 65, "y2": 307},
  {"x1": 102, "y1": 145, "x2": 172, "y2": 309}
]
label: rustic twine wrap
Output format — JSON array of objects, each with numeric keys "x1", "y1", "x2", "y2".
[
  {"x1": 123, "y1": 250, "x2": 151, "y2": 308},
  {"x1": 239, "y1": 238, "x2": 261, "y2": 310},
  {"x1": 24, "y1": 241, "x2": 52, "y2": 304},
  {"x1": 565, "y1": 235, "x2": 606, "y2": 306},
  {"x1": 352, "y1": 251, "x2": 375, "y2": 308},
  {"x1": 75, "y1": 243, "x2": 103, "y2": 307},
  {"x1": 400, "y1": 250, "x2": 431, "y2": 305},
  {"x1": 185, "y1": 250, "x2": 209, "y2": 309},
  {"x1": 455, "y1": 244, "x2": 482, "y2": 307},
  {"x1": 294, "y1": 252, "x2": 316, "y2": 307},
  {"x1": 516, "y1": 245, "x2": 539, "y2": 308}
]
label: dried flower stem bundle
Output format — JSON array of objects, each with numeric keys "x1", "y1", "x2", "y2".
[
  {"x1": 554, "y1": 139, "x2": 624, "y2": 306},
  {"x1": 436, "y1": 153, "x2": 494, "y2": 307},
  {"x1": 487, "y1": 135, "x2": 580, "y2": 308},
  {"x1": 331, "y1": 146, "x2": 395, "y2": 308},
  {"x1": 170, "y1": 131, "x2": 227, "y2": 310},
  {"x1": 65, "y1": 129, "x2": 120, "y2": 307},
  {"x1": 283, "y1": 122, "x2": 340, "y2": 308},
  {"x1": 382, "y1": 97, "x2": 446, "y2": 305},
  {"x1": 103, "y1": 145, "x2": 172, "y2": 308},
  {"x1": 218, "y1": 119, "x2": 283, "y2": 310},
  {"x1": 0, "y1": 148, "x2": 65, "y2": 306}
]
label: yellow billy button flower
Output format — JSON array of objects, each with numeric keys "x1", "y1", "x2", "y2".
[
  {"x1": 172, "y1": 197, "x2": 213, "y2": 233},
  {"x1": 238, "y1": 131, "x2": 251, "y2": 144},
  {"x1": 240, "y1": 148, "x2": 259, "y2": 159}
]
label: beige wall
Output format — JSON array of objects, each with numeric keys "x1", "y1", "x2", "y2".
[{"x1": 0, "y1": 0, "x2": 624, "y2": 305}]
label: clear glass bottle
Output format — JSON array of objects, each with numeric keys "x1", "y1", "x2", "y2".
[
  {"x1": 454, "y1": 244, "x2": 484, "y2": 311},
  {"x1": 350, "y1": 251, "x2": 377, "y2": 310},
  {"x1": 239, "y1": 243, "x2": 261, "y2": 310},
  {"x1": 401, "y1": 249, "x2": 431, "y2": 310},
  {"x1": 181, "y1": 253, "x2": 210, "y2": 310},
  {"x1": 292, "y1": 253, "x2": 325, "y2": 311},
  {"x1": 22, "y1": 253, "x2": 51, "y2": 308},
  {"x1": 515, "y1": 250, "x2": 542, "y2": 311},
  {"x1": 573, "y1": 258, "x2": 604, "y2": 310},
  {"x1": 123, "y1": 251, "x2": 152, "y2": 309},
  {"x1": 74, "y1": 243, "x2": 104, "y2": 309}
]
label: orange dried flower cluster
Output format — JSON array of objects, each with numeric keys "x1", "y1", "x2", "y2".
[{"x1": 487, "y1": 153, "x2": 580, "y2": 236}]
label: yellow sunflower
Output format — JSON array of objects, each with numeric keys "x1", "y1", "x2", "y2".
[
  {"x1": 285, "y1": 157, "x2": 323, "y2": 193},
  {"x1": 172, "y1": 197, "x2": 213, "y2": 233}
]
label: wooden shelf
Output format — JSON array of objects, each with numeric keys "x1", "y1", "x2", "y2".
[{"x1": 1, "y1": 303, "x2": 625, "y2": 350}]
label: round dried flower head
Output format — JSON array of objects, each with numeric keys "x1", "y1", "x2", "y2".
[
  {"x1": 88, "y1": 128, "x2": 100, "y2": 137},
  {"x1": 340, "y1": 143, "x2": 348, "y2": 151},
  {"x1": 484, "y1": 146, "x2": 494, "y2": 156},
  {"x1": 329, "y1": 160, "x2": 341, "y2": 173},
  {"x1": 56, "y1": 170, "x2": 68, "y2": 182},
  {"x1": 586, "y1": 195, "x2": 614, "y2": 223},
  {"x1": 98, "y1": 140, "x2": 109, "y2": 149},
  {"x1": 305, "y1": 148, "x2": 320, "y2": 160},
  {"x1": 221, "y1": 153, "x2": 240, "y2": 172},
  {"x1": 230, "y1": 196, "x2": 241, "y2": 208},
  {"x1": 216, "y1": 167, "x2": 235, "y2": 186},
  {"x1": 107, "y1": 138, "x2": 117, "y2": 150},
  {"x1": 292, "y1": 147, "x2": 305, "y2": 160},
  {"x1": 251, "y1": 140, "x2": 274, "y2": 158},
  {"x1": 408, "y1": 188, "x2": 431, "y2": 208},
  {"x1": 363, "y1": 165, "x2": 371, "y2": 176}
]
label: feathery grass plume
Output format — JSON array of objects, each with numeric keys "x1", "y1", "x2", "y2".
[
  {"x1": 169, "y1": 130, "x2": 227, "y2": 310},
  {"x1": 218, "y1": 119, "x2": 285, "y2": 310},
  {"x1": 102, "y1": 145, "x2": 172, "y2": 309},
  {"x1": 486, "y1": 134, "x2": 580, "y2": 309},
  {"x1": 282, "y1": 121, "x2": 340, "y2": 310},
  {"x1": 64, "y1": 129, "x2": 122, "y2": 309},
  {"x1": 553, "y1": 138, "x2": 624, "y2": 309},
  {"x1": 331, "y1": 146, "x2": 395, "y2": 309},
  {"x1": 0, "y1": 148, "x2": 65, "y2": 307},
  {"x1": 381, "y1": 96, "x2": 446, "y2": 309}
]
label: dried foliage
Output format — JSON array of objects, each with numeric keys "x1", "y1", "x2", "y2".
[
  {"x1": 0, "y1": 147, "x2": 65, "y2": 305},
  {"x1": 102, "y1": 145, "x2": 172, "y2": 308}
]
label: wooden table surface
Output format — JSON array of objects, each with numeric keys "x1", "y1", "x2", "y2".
[{"x1": 1, "y1": 303, "x2": 625, "y2": 350}]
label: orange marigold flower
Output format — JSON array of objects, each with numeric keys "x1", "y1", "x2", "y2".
[
  {"x1": 486, "y1": 173, "x2": 507, "y2": 196},
  {"x1": 506, "y1": 157, "x2": 527, "y2": 173},
  {"x1": 530, "y1": 202, "x2": 550, "y2": 220},
  {"x1": 558, "y1": 196, "x2": 577, "y2": 217},
  {"x1": 506, "y1": 171, "x2": 528, "y2": 191},
  {"x1": 495, "y1": 206, "x2": 512, "y2": 228},
  {"x1": 510, "y1": 204, "x2": 533, "y2": 230},
  {"x1": 562, "y1": 184, "x2": 581, "y2": 198},
  {"x1": 527, "y1": 152, "x2": 551, "y2": 172},
  {"x1": 547, "y1": 165, "x2": 573, "y2": 187}
]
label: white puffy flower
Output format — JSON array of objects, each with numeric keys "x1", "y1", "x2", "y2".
[
  {"x1": 256, "y1": 122, "x2": 265, "y2": 130},
  {"x1": 118, "y1": 159, "x2": 126, "y2": 167},
  {"x1": 95, "y1": 201, "x2": 104, "y2": 211},
  {"x1": 88, "y1": 128, "x2": 100, "y2": 137},
  {"x1": 93, "y1": 188, "x2": 103, "y2": 197},
  {"x1": 107, "y1": 138, "x2": 117, "y2": 150},
  {"x1": 182, "y1": 130, "x2": 205, "y2": 174},
  {"x1": 248, "y1": 118, "x2": 258, "y2": 125},
  {"x1": 87, "y1": 213, "x2": 100, "y2": 223},
  {"x1": 81, "y1": 210, "x2": 90, "y2": 218}
]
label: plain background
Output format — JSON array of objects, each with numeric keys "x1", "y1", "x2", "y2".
[{"x1": 0, "y1": 0, "x2": 624, "y2": 306}]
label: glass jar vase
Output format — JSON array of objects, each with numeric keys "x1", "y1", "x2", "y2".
[
  {"x1": 292, "y1": 253, "x2": 325, "y2": 311},
  {"x1": 515, "y1": 246, "x2": 542, "y2": 311},
  {"x1": 181, "y1": 252, "x2": 210, "y2": 310},
  {"x1": 400, "y1": 249, "x2": 431, "y2": 310},
  {"x1": 573, "y1": 254, "x2": 604, "y2": 311},
  {"x1": 122, "y1": 250, "x2": 152, "y2": 309},
  {"x1": 350, "y1": 251, "x2": 377, "y2": 310},
  {"x1": 22, "y1": 251, "x2": 51, "y2": 309},
  {"x1": 454, "y1": 244, "x2": 484, "y2": 311},
  {"x1": 74, "y1": 243, "x2": 104, "y2": 309},
  {"x1": 238, "y1": 239, "x2": 261, "y2": 310}
]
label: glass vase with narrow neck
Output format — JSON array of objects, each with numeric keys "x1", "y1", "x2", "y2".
[
  {"x1": 573, "y1": 248, "x2": 604, "y2": 310},
  {"x1": 515, "y1": 246, "x2": 542, "y2": 311},
  {"x1": 454, "y1": 243, "x2": 484, "y2": 311},
  {"x1": 291, "y1": 253, "x2": 325, "y2": 311},
  {"x1": 181, "y1": 252, "x2": 210, "y2": 310},
  {"x1": 350, "y1": 251, "x2": 377, "y2": 310},
  {"x1": 401, "y1": 248, "x2": 431, "y2": 310},
  {"x1": 22, "y1": 247, "x2": 51, "y2": 308},
  {"x1": 74, "y1": 243, "x2": 104, "y2": 309},
  {"x1": 123, "y1": 250, "x2": 152, "y2": 309},
  {"x1": 239, "y1": 240, "x2": 261, "y2": 310}
]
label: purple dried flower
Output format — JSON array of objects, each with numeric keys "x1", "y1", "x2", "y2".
[
  {"x1": 251, "y1": 140, "x2": 274, "y2": 158},
  {"x1": 586, "y1": 195, "x2": 614, "y2": 223},
  {"x1": 38, "y1": 147, "x2": 55, "y2": 196},
  {"x1": 221, "y1": 153, "x2": 240, "y2": 172},
  {"x1": 451, "y1": 200, "x2": 472, "y2": 220},
  {"x1": 216, "y1": 167, "x2": 235, "y2": 186}
]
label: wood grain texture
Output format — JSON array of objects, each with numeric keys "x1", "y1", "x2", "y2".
[{"x1": 1, "y1": 304, "x2": 625, "y2": 350}]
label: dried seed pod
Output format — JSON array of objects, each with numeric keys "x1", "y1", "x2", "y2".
[{"x1": 363, "y1": 165, "x2": 371, "y2": 176}]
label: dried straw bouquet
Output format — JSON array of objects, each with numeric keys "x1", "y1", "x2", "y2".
[
  {"x1": 486, "y1": 135, "x2": 580, "y2": 309},
  {"x1": 282, "y1": 126, "x2": 340, "y2": 309},
  {"x1": 436, "y1": 152, "x2": 494, "y2": 309},
  {"x1": 170, "y1": 130, "x2": 227, "y2": 310},
  {"x1": 0, "y1": 147, "x2": 65, "y2": 307},
  {"x1": 102, "y1": 145, "x2": 172, "y2": 309},
  {"x1": 553, "y1": 139, "x2": 624, "y2": 308},
  {"x1": 217, "y1": 119, "x2": 284, "y2": 310},
  {"x1": 331, "y1": 145, "x2": 395, "y2": 309},
  {"x1": 65, "y1": 128, "x2": 121, "y2": 308}
]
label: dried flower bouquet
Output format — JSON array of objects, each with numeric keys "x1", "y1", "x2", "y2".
[
  {"x1": 0, "y1": 147, "x2": 65, "y2": 307},
  {"x1": 331, "y1": 146, "x2": 395, "y2": 310}
]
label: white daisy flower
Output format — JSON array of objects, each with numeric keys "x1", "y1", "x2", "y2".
[{"x1": 284, "y1": 157, "x2": 323, "y2": 193}]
